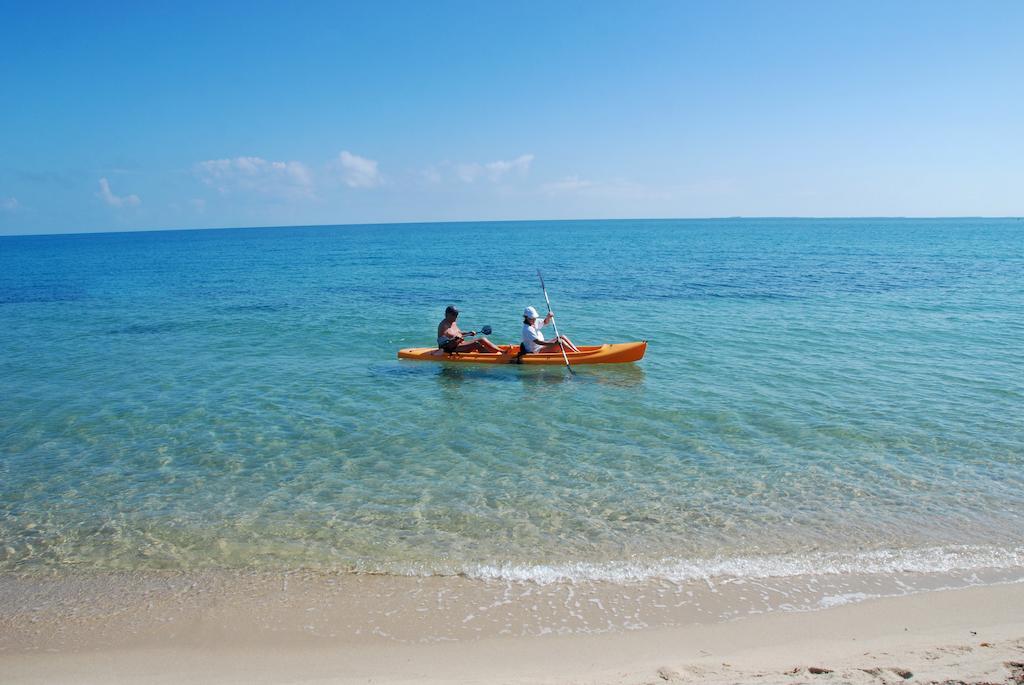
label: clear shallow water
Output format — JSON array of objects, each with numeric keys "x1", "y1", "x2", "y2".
[{"x1": 1, "y1": 218, "x2": 1023, "y2": 584}]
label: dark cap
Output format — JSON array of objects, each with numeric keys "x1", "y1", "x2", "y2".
[{"x1": 445, "y1": 305, "x2": 459, "y2": 315}]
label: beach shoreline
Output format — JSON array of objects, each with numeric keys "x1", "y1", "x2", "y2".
[
  {"x1": 2, "y1": 575, "x2": 1022, "y2": 683},
  {"x1": 3, "y1": 219, "x2": 1022, "y2": 683}
]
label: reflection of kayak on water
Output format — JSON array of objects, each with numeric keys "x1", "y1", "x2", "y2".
[{"x1": 397, "y1": 341, "x2": 647, "y2": 365}]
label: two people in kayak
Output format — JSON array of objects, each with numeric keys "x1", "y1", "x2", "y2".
[{"x1": 436, "y1": 305, "x2": 578, "y2": 355}]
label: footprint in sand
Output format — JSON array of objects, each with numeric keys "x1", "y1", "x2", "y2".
[
  {"x1": 784, "y1": 666, "x2": 833, "y2": 676},
  {"x1": 655, "y1": 666, "x2": 682, "y2": 681},
  {"x1": 1003, "y1": 660, "x2": 1024, "y2": 683},
  {"x1": 942, "y1": 644, "x2": 973, "y2": 655}
]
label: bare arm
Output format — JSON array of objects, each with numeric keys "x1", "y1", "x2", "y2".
[{"x1": 440, "y1": 322, "x2": 472, "y2": 340}]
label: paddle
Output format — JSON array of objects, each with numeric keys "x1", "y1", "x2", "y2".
[
  {"x1": 465, "y1": 325, "x2": 492, "y2": 337},
  {"x1": 537, "y1": 270, "x2": 575, "y2": 375}
]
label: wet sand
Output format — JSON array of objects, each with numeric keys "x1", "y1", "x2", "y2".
[{"x1": 1, "y1": 573, "x2": 1021, "y2": 683}]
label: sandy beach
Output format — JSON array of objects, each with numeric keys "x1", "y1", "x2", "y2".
[{"x1": 2, "y1": 579, "x2": 1022, "y2": 684}]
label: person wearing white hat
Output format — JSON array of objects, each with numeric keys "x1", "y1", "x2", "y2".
[{"x1": 520, "y1": 306, "x2": 579, "y2": 355}]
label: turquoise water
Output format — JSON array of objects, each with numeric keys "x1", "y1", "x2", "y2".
[{"x1": 2, "y1": 219, "x2": 1023, "y2": 582}]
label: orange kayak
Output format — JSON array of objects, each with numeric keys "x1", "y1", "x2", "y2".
[{"x1": 397, "y1": 341, "x2": 647, "y2": 365}]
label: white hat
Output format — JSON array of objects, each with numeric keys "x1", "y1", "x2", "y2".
[{"x1": 523, "y1": 306, "x2": 541, "y2": 319}]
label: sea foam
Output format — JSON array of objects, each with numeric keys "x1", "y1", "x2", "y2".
[{"x1": 459, "y1": 546, "x2": 1024, "y2": 584}]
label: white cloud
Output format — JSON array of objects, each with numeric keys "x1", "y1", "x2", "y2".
[
  {"x1": 194, "y1": 156, "x2": 314, "y2": 199},
  {"x1": 419, "y1": 166, "x2": 442, "y2": 184},
  {"x1": 455, "y1": 164, "x2": 479, "y2": 183},
  {"x1": 541, "y1": 176, "x2": 597, "y2": 194},
  {"x1": 337, "y1": 150, "x2": 382, "y2": 188},
  {"x1": 486, "y1": 154, "x2": 534, "y2": 179},
  {"x1": 541, "y1": 175, "x2": 667, "y2": 200},
  {"x1": 96, "y1": 178, "x2": 141, "y2": 208},
  {"x1": 457, "y1": 154, "x2": 534, "y2": 183},
  {"x1": 1, "y1": 196, "x2": 19, "y2": 211}
]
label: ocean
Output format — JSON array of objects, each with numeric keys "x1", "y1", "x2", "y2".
[{"x1": 2, "y1": 218, "x2": 1023, "y2": 628}]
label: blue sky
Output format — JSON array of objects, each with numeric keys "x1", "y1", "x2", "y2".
[{"x1": 1, "y1": 1, "x2": 1021, "y2": 235}]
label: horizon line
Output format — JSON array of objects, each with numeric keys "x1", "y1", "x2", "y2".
[{"x1": 2, "y1": 215, "x2": 1022, "y2": 239}]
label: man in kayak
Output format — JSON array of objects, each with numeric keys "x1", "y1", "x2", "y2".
[
  {"x1": 437, "y1": 305, "x2": 503, "y2": 354},
  {"x1": 521, "y1": 306, "x2": 579, "y2": 354}
]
